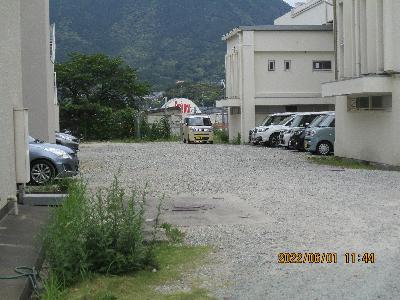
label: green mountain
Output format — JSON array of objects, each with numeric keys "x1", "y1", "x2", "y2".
[{"x1": 50, "y1": 0, "x2": 290, "y2": 90}]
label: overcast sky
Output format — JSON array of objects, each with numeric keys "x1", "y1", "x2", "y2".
[{"x1": 283, "y1": 0, "x2": 298, "y2": 6}]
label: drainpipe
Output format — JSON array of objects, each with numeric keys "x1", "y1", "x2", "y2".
[{"x1": 333, "y1": 0, "x2": 338, "y2": 80}]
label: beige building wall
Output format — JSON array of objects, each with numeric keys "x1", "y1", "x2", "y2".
[
  {"x1": 219, "y1": 26, "x2": 335, "y2": 142},
  {"x1": 323, "y1": 0, "x2": 400, "y2": 166},
  {"x1": 334, "y1": 79, "x2": 400, "y2": 165},
  {"x1": 21, "y1": 0, "x2": 57, "y2": 143},
  {"x1": 275, "y1": 0, "x2": 334, "y2": 25},
  {"x1": 0, "y1": 0, "x2": 23, "y2": 210}
]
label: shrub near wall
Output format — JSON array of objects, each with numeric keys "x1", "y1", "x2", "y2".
[{"x1": 41, "y1": 179, "x2": 155, "y2": 287}]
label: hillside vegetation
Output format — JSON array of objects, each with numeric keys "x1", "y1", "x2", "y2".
[{"x1": 50, "y1": 0, "x2": 290, "y2": 89}]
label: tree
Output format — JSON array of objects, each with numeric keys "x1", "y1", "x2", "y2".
[
  {"x1": 164, "y1": 82, "x2": 224, "y2": 107},
  {"x1": 56, "y1": 53, "x2": 149, "y2": 109}
]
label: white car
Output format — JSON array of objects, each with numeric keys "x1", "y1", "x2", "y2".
[
  {"x1": 257, "y1": 115, "x2": 296, "y2": 147},
  {"x1": 250, "y1": 113, "x2": 294, "y2": 145}
]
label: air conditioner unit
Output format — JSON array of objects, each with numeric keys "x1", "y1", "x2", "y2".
[{"x1": 13, "y1": 108, "x2": 30, "y2": 184}]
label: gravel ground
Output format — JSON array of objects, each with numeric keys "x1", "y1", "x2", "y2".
[{"x1": 79, "y1": 142, "x2": 400, "y2": 300}]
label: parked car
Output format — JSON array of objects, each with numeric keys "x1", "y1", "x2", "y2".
[
  {"x1": 304, "y1": 114, "x2": 336, "y2": 155},
  {"x1": 55, "y1": 131, "x2": 80, "y2": 152},
  {"x1": 287, "y1": 112, "x2": 334, "y2": 151},
  {"x1": 29, "y1": 136, "x2": 79, "y2": 185},
  {"x1": 181, "y1": 115, "x2": 214, "y2": 144},
  {"x1": 249, "y1": 112, "x2": 294, "y2": 144},
  {"x1": 279, "y1": 112, "x2": 329, "y2": 148},
  {"x1": 256, "y1": 115, "x2": 296, "y2": 147}
]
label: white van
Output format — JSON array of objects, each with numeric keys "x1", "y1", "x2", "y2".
[{"x1": 182, "y1": 115, "x2": 214, "y2": 144}]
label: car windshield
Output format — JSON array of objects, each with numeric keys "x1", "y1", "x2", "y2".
[
  {"x1": 309, "y1": 115, "x2": 328, "y2": 127},
  {"x1": 291, "y1": 114, "x2": 322, "y2": 128},
  {"x1": 278, "y1": 116, "x2": 294, "y2": 125},
  {"x1": 188, "y1": 117, "x2": 212, "y2": 126},
  {"x1": 261, "y1": 115, "x2": 289, "y2": 126},
  {"x1": 318, "y1": 115, "x2": 335, "y2": 127},
  {"x1": 260, "y1": 115, "x2": 273, "y2": 126}
]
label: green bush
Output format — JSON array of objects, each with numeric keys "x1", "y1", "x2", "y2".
[
  {"x1": 214, "y1": 129, "x2": 229, "y2": 144},
  {"x1": 60, "y1": 103, "x2": 138, "y2": 141},
  {"x1": 231, "y1": 133, "x2": 241, "y2": 145},
  {"x1": 60, "y1": 104, "x2": 172, "y2": 141},
  {"x1": 139, "y1": 116, "x2": 171, "y2": 141},
  {"x1": 41, "y1": 178, "x2": 154, "y2": 287}
]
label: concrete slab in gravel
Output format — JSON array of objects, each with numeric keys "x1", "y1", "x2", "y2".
[
  {"x1": 23, "y1": 193, "x2": 67, "y2": 206},
  {"x1": 0, "y1": 206, "x2": 49, "y2": 300},
  {"x1": 148, "y1": 193, "x2": 270, "y2": 227}
]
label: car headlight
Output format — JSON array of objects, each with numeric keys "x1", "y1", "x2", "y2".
[
  {"x1": 59, "y1": 134, "x2": 73, "y2": 141},
  {"x1": 309, "y1": 130, "x2": 317, "y2": 137},
  {"x1": 43, "y1": 147, "x2": 71, "y2": 159},
  {"x1": 294, "y1": 130, "x2": 303, "y2": 136},
  {"x1": 258, "y1": 127, "x2": 269, "y2": 132}
]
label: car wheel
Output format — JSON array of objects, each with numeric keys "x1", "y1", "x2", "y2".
[
  {"x1": 209, "y1": 141, "x2": 214, "y2": 144},
  {"x1": 30, "y1": 159, "x2": 56, "y2": 185},
  {"x1": 268, "y1": 133, "x2": 280, "y2": 148},
  {"x1": 316, "y1": 141, "x2": 332, "y2": 155}
]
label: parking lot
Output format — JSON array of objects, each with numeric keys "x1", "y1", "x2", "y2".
[{"x1": 80, "y1": 142, "x2": 400, "y2": 300}]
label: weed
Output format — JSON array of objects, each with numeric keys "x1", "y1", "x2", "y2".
[
  {"x1": 161, "y1": 223, "x2": 185, "y2": 244},
  {"x1": 231, "y1": 133, "x2": 241, "y2": 145},
  {"x1": 40, "y1": 272, "x2": 63, "y2": 300},
  {"x1": 41, "y1": 177, "x2": 154, "y2": 288},
  {"x1": 213, "y1": 129, "x2": 229, "y2": 144}
]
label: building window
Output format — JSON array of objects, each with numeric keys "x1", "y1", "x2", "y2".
[
  {"x1": 268, "y1": 60, "x2": 275, "y2": 71},
  {"x1": 285, "y1": 106, "x2": 297, "y2": 112},
  {"x1": 347, "y1": 95, "x2": 392, "y2": 111},
  {"x1": 313, "y1": 61, "x2": 332, "y2": 71},
  {"x1": 284, "y1": 60, "x2": 291, "y2": 71}
]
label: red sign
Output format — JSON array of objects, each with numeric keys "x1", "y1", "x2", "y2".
[{"x1": 175, "y1": 101, "x2": 191, "y2": 114}]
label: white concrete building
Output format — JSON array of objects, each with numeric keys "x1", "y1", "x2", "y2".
[
  {"x1": 275, "y1": 0, "x2": 334, "y2": 25},
  {"x1": 21, "y1": 0, "x2": 59, "y2": 143},
  {"x1": 217, "y1": 25, "x2": 335, "y2": 141},
  {"x1": 322, "y1": 0, "x2": 400, "y2": 166},
  {"x1": 0, "y1": 0, "x2": 30, "y2": 214}
]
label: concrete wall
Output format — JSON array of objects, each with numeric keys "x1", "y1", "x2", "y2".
[
  {"x1": 254, "y1": 30, "x2": 333, "y2": 52},
  {"x1": 275, "y1": 0, "x2": 334, "y2": 25},
  {"x1": 335, "y1": 78, "x2": 400, "y2": 166},
  {"x1": 21, "y1": 0, "x2": 57, "y2": 143},
  {"x1": 0, "y1": 0, "x2": 23, "y2": 210},
  {"x1": 331, "y1": 0, "x2": 400, "y2": 166},
  {"x1": 337, "y1": 0, "x2": 400, "y2": 79},
  {"x1": 254, "y1": 51, "x2": 334, "y2": 94}
]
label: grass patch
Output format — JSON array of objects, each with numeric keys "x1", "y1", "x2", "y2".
[
  {"x1": 307, "y1": 155, "x2": 398, "y2": 171},
  {"x1": 58, "y1": 244, "x2": 214, "y2": 300}
]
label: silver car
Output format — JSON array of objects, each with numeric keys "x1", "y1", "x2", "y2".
[
  {"x1": 55, "y1": 131, "x2": 80, "y2": 152},
  {"x1": 29, "y1": 136, "x2": 79, "y2": 185}
]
